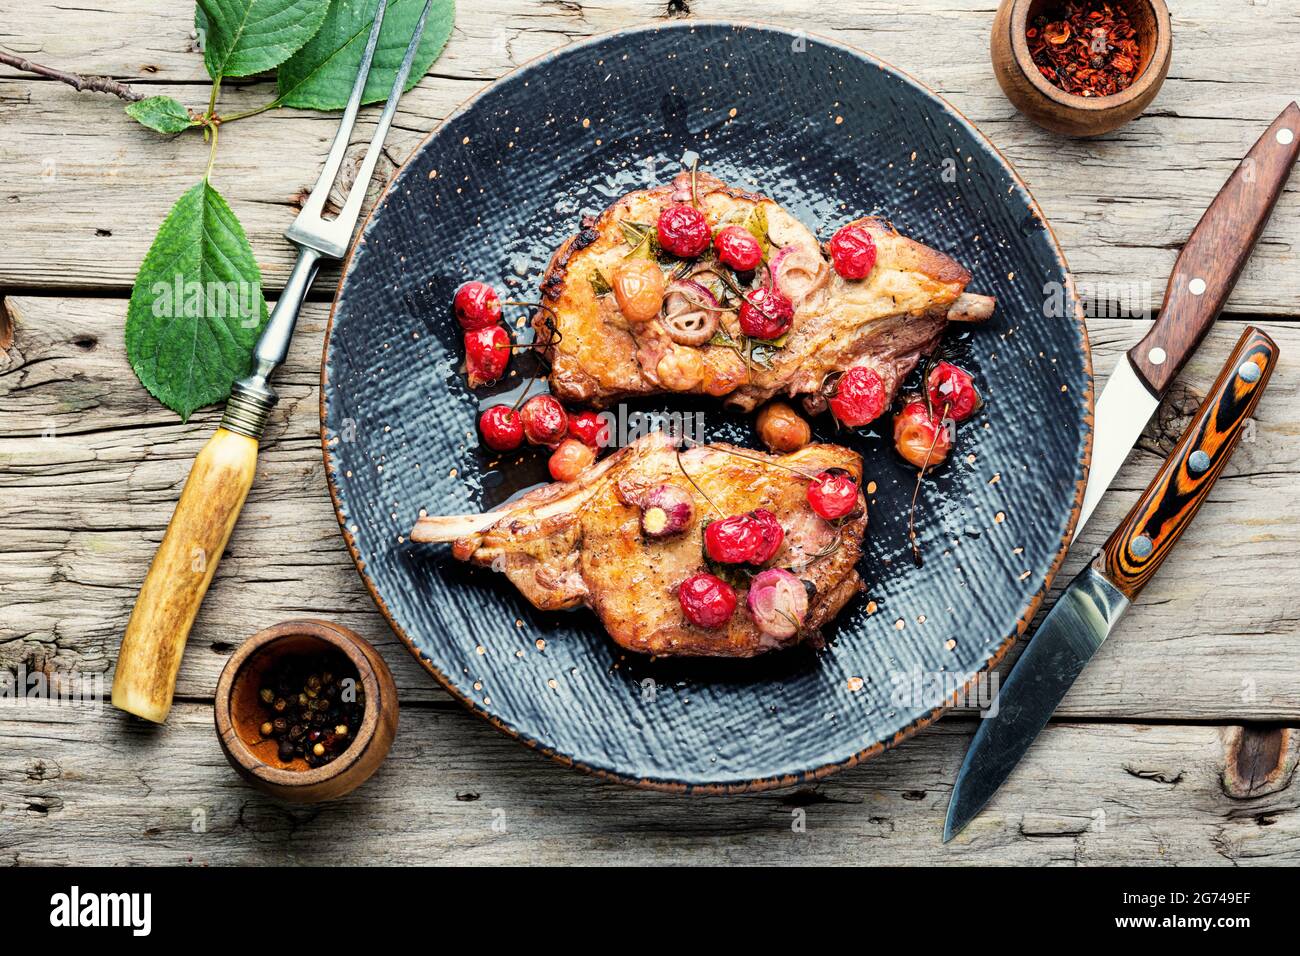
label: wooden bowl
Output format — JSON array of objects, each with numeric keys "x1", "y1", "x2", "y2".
[
  {"x1": 214, "y1": 619, "x2": 398, "y2": 803},
  {"x1": 991, "y1": 0, "x2": 1172, "y2": 136}
]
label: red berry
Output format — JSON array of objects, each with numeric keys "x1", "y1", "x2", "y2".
[
  {"x1": 894, "y1": 400, "x2": 952, "y2": 470},
  {"x1": 479, "y1": 405, "x2": 523, "y2": 451},
  {"x1": 704, "y1": 514, "x2": 763, "y2": 564},
  {"x1": 519, "y1": 394, "x2": 568, "y2": 446},
  {"x1": 567, "y1": 410, "x2": 609, "y2": 448},
  {"x1": 656, "y1": 204, "x2": 711, "y2": 258},
  {"x1": 747, "y1": 509, "x2": 785, "y2": 565},
  {"x1": 678, "y1": 572, "x2": 738, "y2": 629},
  {"x1": 548, "y1": 438, "x2": 596, "y2": 482},
  {"x1": 465, "y1": 326, "x2": 510, "y2": 387},
  {"x1": 807, "y1": 469, "x2": 859, "y2": 521},
  {"x1": 453, "y1": 281, "x2": 503, "y2": 330},
  {"x1": 829, "y1": 224, "x2": 878, "y2": 280},
  {"x1": 927, "y1": 361, "x2": 980, "y2": 422},
  {"x1": 738, "y1": 286, "x2": 794, "y2": 340},
  {"x1": 829, "y1": 366, "x2": 887, "y2": 427},
  {"x1": 713, "y1": 225, "x2": 763, "y2": 271}
]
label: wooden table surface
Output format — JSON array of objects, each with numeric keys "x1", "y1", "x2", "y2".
[{"x1": 2, "y1": 0, "x2": 1298, "y2": 866}]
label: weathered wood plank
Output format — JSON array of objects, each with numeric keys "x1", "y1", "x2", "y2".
[
  {"x1": 1, "y1": 0, "x2": 1299, "y2": 314},
  {"x1": 2, "y1": 297, "x2": 1297, "y2": 720},
  {"x1": 1, "y1": 701, "x2": 1295, "y2": 865}
]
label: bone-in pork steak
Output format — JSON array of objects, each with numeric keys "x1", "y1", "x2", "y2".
[
  {"x1": 411, "y1": 433, "x2": 867, "y2": 658},
  {"x1": 532, "y1": 171, "x2": 993, "y2": 412}
]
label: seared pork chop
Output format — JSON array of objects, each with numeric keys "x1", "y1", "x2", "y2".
[
  {"x1": 411, "y1": 432, "x2": 867, "y2": 658},
  {"x1": 531, "y1": 171, "x2": 993, "y2": 412}
]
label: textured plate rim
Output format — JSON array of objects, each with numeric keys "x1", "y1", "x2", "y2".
[{"x1": 319, "y1": 19, "x2": 1095, "y2": 794}]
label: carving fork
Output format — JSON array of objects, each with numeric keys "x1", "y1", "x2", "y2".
[{"x1": 113, "y1": 0, "x2": 434, "y2": 722}]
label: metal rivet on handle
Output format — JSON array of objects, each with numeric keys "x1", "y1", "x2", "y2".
[
  {"x1": 1188, "y1": 277, "x2": 1207, "y2": 296},
  {"x1": 1131, "y1": 534, "x2": 1153, "y2": 558},
  {"x1": 1238, "y1": 361, "x2": 1261, "y2": 383},
  {"x1": 1279, "y1": 128, "x2": 1296, "y2": 146},
  {"x1": 1148, "y1": 347, "x2": 1167, "y2": 366},
  {"x1": 1188, "y1": 450, "x2": 1211, "y2": 474}
]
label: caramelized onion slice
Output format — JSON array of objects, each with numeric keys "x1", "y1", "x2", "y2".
[
  {"x1": 661, "y1": 279, "x2": 723, "y2": 346},
  {"x1": 746, "y1": 568, "x2": 810, "y2": 639},
  {"x1": 770, "y1": 244, "x2": 829, "y2": 307}
]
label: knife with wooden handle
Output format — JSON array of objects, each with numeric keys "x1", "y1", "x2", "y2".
[
  {"x1": 1076, "y1": 103, "x2": 1299, "y2": 539},
  {"x1": 944, "y1": 326, "x2": 1279, "y2": 840}
]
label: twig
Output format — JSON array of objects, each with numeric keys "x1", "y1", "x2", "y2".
[{"x1": 0, "y1": 50, "x2": 145, "y2": 102}]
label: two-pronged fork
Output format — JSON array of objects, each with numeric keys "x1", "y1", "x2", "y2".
[{"x1": 113, "y1": 0, "x2": 435, "y2": 723}]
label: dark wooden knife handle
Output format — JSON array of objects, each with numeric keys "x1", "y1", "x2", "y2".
[
  {"x1": 1129, "y1": 103, "x2": 1298, "y2": 396},
  {"x1": 1101, "y1": 327, "x2": 1278, "y2": 600}
]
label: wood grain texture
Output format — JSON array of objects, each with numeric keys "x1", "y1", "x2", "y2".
[
  {"x1": 2, "y1": 299, "x2": 1297, "y2": 722},
  {"x1": 1, "y1": 701, "x2": 1296, "y2": 865},
  {"x1": 2, "y1": 0, "x2": 1300, "y2": 316},
  {"x1": 1130, "y1": 104, "x2": 1300, "y2": 394},
  {"x1": 1102, "y1": 327, "x2": 1279, "y2": 599},
  {"x1": 3, "y1": 0, "x2": 1300, "y2": 863}
]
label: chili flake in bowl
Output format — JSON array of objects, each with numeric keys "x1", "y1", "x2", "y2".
[
  {"x1": 992, "y1": 0, "x2": 1172, "y2": 136},
  {"x1": 1028, "y1": 1, "x2": 1142, "y2": 97}
]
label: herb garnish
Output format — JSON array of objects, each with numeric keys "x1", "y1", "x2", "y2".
[
  {"x1": 743, "y1": 204, "x2": 771, "y2": 261},
  {"x1": 589, "y1": 268, "x2": 613, "y2": 297},
  {"x1": 11, "y1": 1, "x2": 455, "y2": 420}
]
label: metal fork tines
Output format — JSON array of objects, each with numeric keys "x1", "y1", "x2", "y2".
[
  {"x1": 288, "y1": 0, "x2": 434, "y2": 259},
  {"x1": 225, "y1": 0, "x2": 434, "y2": 437}
]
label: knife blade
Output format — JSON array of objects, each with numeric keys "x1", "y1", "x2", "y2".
[
  {"x1": 1074, "y1": 103, "x2": 1299, "y2": 541},
  {"x1": 945, "y1": 326, "x2": 1279, "y2": 841}
]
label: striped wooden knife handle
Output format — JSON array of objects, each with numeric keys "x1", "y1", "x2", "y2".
[{"x1": 1100, "y1": 326, "x2": 1279, "y2": 600}]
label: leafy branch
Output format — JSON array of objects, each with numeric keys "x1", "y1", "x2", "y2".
[{"x1": 4, "y1": 0, "x2": 454, "y2": 419}]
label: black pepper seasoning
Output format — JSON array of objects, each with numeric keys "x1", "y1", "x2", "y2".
[{"x1": 256, "y1": 652, "x2": 364, "y2": 768}]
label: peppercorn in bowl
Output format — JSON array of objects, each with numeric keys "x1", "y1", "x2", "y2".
[{"x1": 215, "y1": 619, "x2": 398, "y2": 803}]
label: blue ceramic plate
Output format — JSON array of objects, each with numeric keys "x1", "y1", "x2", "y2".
[{"x1": 322, "y1": 21, "x2": 1091, "y2": 791}]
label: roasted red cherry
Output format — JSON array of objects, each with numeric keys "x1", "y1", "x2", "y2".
[
  {"x1": 567, "y1": 410, "x2": 609, "y2": 448},
  {"x1": 453, "y1": 281, "x2": 503, "y2": 330},
  {"x1": 829, "y1": 224, "x2": 877, "y2": 280},
  {"x1": 738, "y1": 286, "x2": 794, "y2": 340},
  {"x1": 927, "y1": 361, "x2": 980, "y2": 422},
  {"x1": 519, "y1": 394, "x2": 568, "y2": 446},
  {"x1": 704, "y1": 514, "x2": 764, "y2": 564},
  {"x1": 678, "y1": 572, "x2": 738, "y2": 629},
  {"x1": 656, "y1": 204, "x2": 711, "y2": 258},
  {"x1": 894, "y1": 399, "x2": 952, "y2": 470},
  {"x1": 807, "y1": 469, "x2": 859, "y2": 521},
  {"x1": 478, "y1": 404, "x2": 523, "y2": 451},
  {"x1": 747, "y1": 509, "x2": 785, "y2": 565},
  {"x1": 829, "y1": 366, "x2": 886, "y2": 427},
  {"x1": 465, "y1": 326, "x2": 510, "y2": 387},
  {"x1": 548, "y1": 438, "x2": 596, "y2": 482},
  {"x1": 713, "y1": 225, "x2": 763, "y2": 271}
]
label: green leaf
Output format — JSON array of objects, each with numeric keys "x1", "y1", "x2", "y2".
[
  {"x1": 589, "y1": 268, "x2": 612, "y2": 297},
  {"x1": 743, "y1": 205, "x2": 771, "y2": 261},
  {"x1": 125, "y1": 96, "x2": 196, "y2": 134},
  {"x1": 126, "y1": 182, "x2": 269, "y2": 420},
  {"x1": 277, "y1": 0, "x2": 455, "y2": 111},
  {"x1": 198, "y1": 0, "x2": 329, "y2": 79}
]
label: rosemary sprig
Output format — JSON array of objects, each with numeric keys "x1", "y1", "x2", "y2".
[{"x1": 676, "y1": 447, "x2": 724, "y2": 518}]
